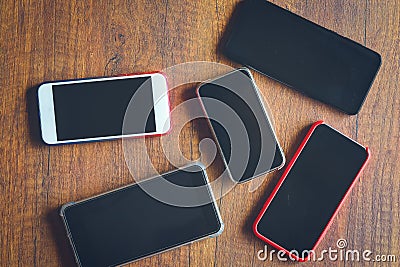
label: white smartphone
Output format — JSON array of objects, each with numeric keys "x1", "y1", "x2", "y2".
[{"x1": 38, "y1": 72, "x2": 171, "y2": 144}]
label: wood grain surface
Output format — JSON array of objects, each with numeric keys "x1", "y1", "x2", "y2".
[{"x1": 0, "y1": 0, "x2": 399, "y2": 266}]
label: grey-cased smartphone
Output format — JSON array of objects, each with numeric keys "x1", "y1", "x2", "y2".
[
  {"x1": 60, "y1": 163, "x2": 224, "y2": 267},
  {"x1": 197, "y1": 68, "x2": 285, "y2": 183}
]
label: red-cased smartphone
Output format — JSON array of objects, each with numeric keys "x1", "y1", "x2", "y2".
[{"x1": 253, "y1": 121, "x2": 370, "y2": 261}]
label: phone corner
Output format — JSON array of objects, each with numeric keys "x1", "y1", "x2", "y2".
[
  {"x1": 158, "y1": 120, "x2": 172, "y2": 136},
  {"x1": 313, "y1": 120, "x2": 325, "y2": 127},
  {"x1": 154, "y1": 71, "x2": 167, "y2": 79},
  {"x1": 36, "y1": 81, "x2": 46, "y2": 91},
  {"x1": 374, "y1": 51, "x2": 382, "y2": 68},
  {"x1": 36, "y1": 82, "x2": 51, "y2": 98},
  {"x1": 362, "y1": 147, "x2": 371, "y2": 167},
  {"x1": 297, "y1": 255, "x2": 311, "y2": 262},
  {"x1": 237, "y1": 66, "x2": 251, "y2": 74},
  {"x1": 365, "y1": 147, "x2": 371, "y2": 157},
  {"x1": 195, "y1": 78, "x2": 210, "y2": 98},
  {"x1": 40, "y1": 132, "x2": 57, "y2": 145},
  {"x1": 59, "y1": 202, "x2": 74, "y2": 217},
  {"x1": 209, "y1": 222, "x2": 225, "y2": 238},
  {"x1": 307, "y1": 120, "x2": 327, "y2": 133},
  {"x1": 191, "y1": 161, "x2": 207, "y2": 172},
  {"x1": 276, "y1": 150, "x2": 286, "y2": 171},
  {"x1": 345, "y1": 107, "x2": 362, "y2": 116},
  {"x1": 252, "y1": 220, "x2": 260, "y2": 238},
  {"x1": 195, "y1": 83, "x2": 202, "y2": 97}
]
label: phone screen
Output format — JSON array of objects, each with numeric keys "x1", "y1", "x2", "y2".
[
  {"x1": 224, "y1": 0, "x2": 381, "y2": 114},
  {"x1": 198, "y1": 69, "x2": 284, "y2": 183},
  {"x1": 61, "y1": 165, "x2": 222, "y2": 267},
  {"x1": 255, "y1": 123, "x2": 368, "y2": 256},
  {"x1": 52, "y1": 77, "x2": 156, "y2": 141}
]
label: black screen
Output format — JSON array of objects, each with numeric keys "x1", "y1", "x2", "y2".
[
  {"x1": 256, "y1": 124, "x2": 368, "y2": 255},
  {"x1": 224, "y1": 0, "x2": 381, "y2": 114},
  {"x1": 61, "y1": 165, "x2": 222, "y2": 267},
  {"x1": 198, "y1": 69, "x2": 284, "y2": 183},
  {"x1": 53, "y1": 77, "x2": 156, "y2": 141}
]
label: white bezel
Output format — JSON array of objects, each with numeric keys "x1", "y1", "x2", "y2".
[{"x1": 37, "y1": 73, "x2": 171, "y2": 145}]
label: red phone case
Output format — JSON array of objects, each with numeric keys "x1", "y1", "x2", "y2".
[{"x1": 253, "y1": 120, "x2": 370, "y2": 262}]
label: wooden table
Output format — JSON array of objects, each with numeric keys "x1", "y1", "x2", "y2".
[{"x1": 1, "y1": 0, "x2": 398, "y2": 266}]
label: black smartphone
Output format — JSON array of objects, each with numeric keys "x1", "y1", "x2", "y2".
[
  {"x1": 197, "y1": 68, "x2": 285, "y2": 183},
  {"x1": 60, "y1": 164, "x2": 223, "y2": 267},
  {"x1": 223, "y1": 0, "x2": 381, "y2": 115},
  {"x1": 253, "y1": 121, "x2": 370, "y2": 261}
]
